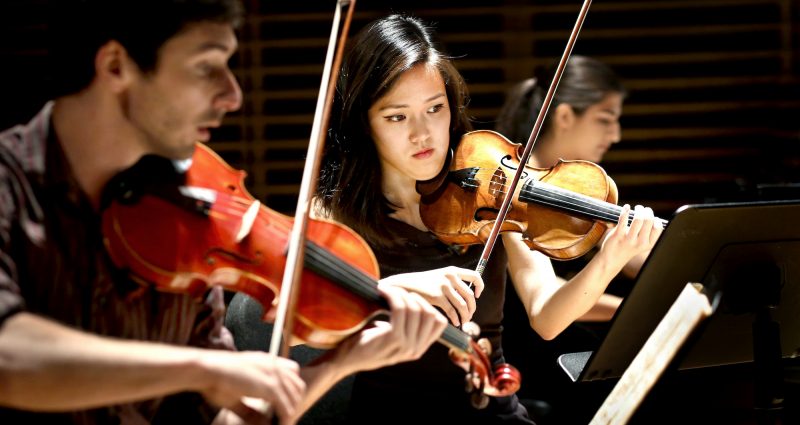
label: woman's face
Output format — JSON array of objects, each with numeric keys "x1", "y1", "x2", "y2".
[
  {"x1": 368, "y1": 63, "x2": 452, "y2": 184},
  {"x1": 558, "y1": 92, "x2": 623, "y2": 163}
]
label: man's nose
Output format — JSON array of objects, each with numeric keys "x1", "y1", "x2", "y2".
[{"x1": 216, "y1": 69, "x2": 243, "y2": 113}]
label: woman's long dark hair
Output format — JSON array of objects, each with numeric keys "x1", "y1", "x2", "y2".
[
  {"x1": 317, "y1": 14, "x2": 472, "y2": 247},
  {"x1": 495, "y1": 55, "x2": 626, "y2": 145}
]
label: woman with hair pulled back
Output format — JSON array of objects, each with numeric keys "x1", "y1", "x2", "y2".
[
  {"x1": 495, "y1": 56, "x2": 653, "y2": 423},
  {"x1": 496, "y1": 55, "x2": 626, "y2": 170},
  {"x1": 317, "y1": 16, "x2": 660, "y2": 424}
]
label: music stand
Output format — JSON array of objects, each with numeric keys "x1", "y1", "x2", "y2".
[{"x1": 558, "y1": 200, "x2": 800, "y2": 423}]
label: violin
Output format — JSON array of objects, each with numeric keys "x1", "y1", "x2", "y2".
[
  {"x1": 100, "y1": 143, "x2": 520, "y2": 403},
  {"x1": 419, "y1": 130, "x2": 668, "y2": 260}
]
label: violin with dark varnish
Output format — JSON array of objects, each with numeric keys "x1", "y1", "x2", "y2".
[
  {"x1": 418, "y1": 130, "x2": 668, "y2": 260},
  {"x1": 100, "y1": 143, "x2": 520, "y2": 405}
]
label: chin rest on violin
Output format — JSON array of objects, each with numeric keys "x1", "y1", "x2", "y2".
[
  {"x1": 418, "y1": 130, "x2": 668, "y2": 260},
  {"x1": 100, "y1": 143, "x2": 521, "y2": 405}
]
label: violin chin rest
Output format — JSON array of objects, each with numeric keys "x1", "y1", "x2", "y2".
[{"x1": 415, "y1": 148, "x2": 453, "y2": 196}]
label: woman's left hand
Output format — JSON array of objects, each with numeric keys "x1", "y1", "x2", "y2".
[{"x1": 601, "y1": 204, "x2": 662, "y2": 267}]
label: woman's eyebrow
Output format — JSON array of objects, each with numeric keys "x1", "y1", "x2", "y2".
[{"x1": 377, "y1": 93, "x2": 446, "y2": 112}]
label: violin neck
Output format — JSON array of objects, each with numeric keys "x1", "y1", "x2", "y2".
[
  {"x1": 519, "y1": 179, "x2": 668, "y2": 228},
  {"x1": 304, "y1": 241, "x2": 474, "y2": 353}
]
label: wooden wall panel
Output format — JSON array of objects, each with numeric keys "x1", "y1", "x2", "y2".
[
  {"x1": 2, "y1": 0, "x2": 798, "y2": 217},
  {"x1": 216, "y1": 0, "x2": 800, "y2": 216}
]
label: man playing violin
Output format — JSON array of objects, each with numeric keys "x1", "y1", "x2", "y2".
[{"x1": 0, "y1": 1, "x2": 448, "y2": 424}]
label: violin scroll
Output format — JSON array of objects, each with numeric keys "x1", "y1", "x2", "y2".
[{"x1": 447, "y1": 321, "x2": 521, "y2": 408}]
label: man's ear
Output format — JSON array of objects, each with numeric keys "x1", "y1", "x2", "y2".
[
  {"x1": 553, "y1": 103, "x2": 576, "y2": 131},
  {"x1": 94, "y1": 40, "x2": 136, "y2": 93}
]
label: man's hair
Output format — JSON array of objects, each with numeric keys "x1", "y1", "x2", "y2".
[{"x1": 47, "y1": 0, "x2": 244, "y2": 98}]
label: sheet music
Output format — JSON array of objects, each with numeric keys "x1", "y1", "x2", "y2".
[{"x1": 590, "y1": 283, "x2": 713, "y2": 425}]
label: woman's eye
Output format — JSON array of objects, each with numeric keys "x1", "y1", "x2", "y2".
[
  {"x1": 597, "y1": 116, "x2": 617, "y2": 125},
  {"x1": 429, "y1": 104, "x2": 445, "y2": 113},
  {"x1": 386, "y1": 114, "x2": 406, "y2": 122}
]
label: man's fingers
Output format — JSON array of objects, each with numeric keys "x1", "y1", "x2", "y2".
[{"x1": 234, "y1": 397, "x2": 280, "y2": 425}]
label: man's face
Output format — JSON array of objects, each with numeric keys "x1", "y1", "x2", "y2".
[{"x1": 124, "y1": 22, "x2": 242, "y2": 160}]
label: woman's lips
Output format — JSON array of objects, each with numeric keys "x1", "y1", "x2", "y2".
[{"x1": 413, "y1": 148, "x2": 434, "y2": 159}]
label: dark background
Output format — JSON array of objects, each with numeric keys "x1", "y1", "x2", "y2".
[
  {"x1": 3, "y1": 0, "x2": 800, "y2": 217},
  {"x1": 2, "y1": 1, "x2": 799, "y2": 424}
]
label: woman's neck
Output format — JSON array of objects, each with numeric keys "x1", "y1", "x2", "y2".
[
  {"x1": 528, "y1": 134, "x2": 560, "y2": 168},
  {"x1": 382, "y1": 171, "x2": 428, "y2": 231}
]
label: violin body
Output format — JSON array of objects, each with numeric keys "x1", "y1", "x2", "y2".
[
  {"x1": 101, "y1": 143, "x2": 520, "y2": 398},
  {"x1": 420, "y1": 130, "x2": 625, "y2": 260},
  {"x1": 102, "y1": 144, "x2": 383, "y2": 347}
]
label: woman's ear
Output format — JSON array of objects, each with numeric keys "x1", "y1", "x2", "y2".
[
  {"x1": 93, "y1": 40, "x2": 135, "y2": 93},
  {"x1": 553, "y1": 103, "x2": 576, "y2": 131}
]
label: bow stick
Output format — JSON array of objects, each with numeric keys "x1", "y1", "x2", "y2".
[
  {"x1": 269, "y1": 0, "x2": 357, "y2": 357},
  {"x1": 475, "y1": 0, "x2": 593, "y2": 275}
]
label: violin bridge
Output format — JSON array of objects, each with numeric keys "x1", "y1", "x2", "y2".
[
  {"x1": 489, "y1": 167, "x2": 507, "y2": 199},
  {"x1": 236, "y1": 200, "x2": 261, "y2": 243}
]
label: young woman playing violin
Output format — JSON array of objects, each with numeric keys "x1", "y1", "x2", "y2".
[
  {"x1": 495, "y1": 55, "x2": 648, "y2": 424},
  {"x1": 314, "y1": 14, "x2": 662, "y2": 424},
  {"x1": 496, "y1": 55, "x2": 647, "y2": 287}
]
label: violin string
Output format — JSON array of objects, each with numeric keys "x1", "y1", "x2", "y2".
[
  {"x1": 303, "y1": 242, "x2": 470, "y2": 351},
  {"x1": 462, "y1": 168, "x2": 627, "y2": 223},
  {"x1": 521, "y1": 185, "x2": 622, "y2": 222},
  {"x1": 191, "y1": 191, "x2": 472, "y2": 349}
]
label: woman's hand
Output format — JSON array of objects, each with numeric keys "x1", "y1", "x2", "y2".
[
  {"x1": 379, "y1": 266, "x2": 484, "y2": 326},
  {"x1": 601, "y1": 204, "x2": 662, "y2": 270}
]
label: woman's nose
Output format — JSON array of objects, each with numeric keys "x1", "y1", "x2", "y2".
[
  {"x1": 609, "y1": 121, "x2": 622, "y2": 144},
  {"x1": 409, "y1": 116, "x2": 431, "y2": 145}
]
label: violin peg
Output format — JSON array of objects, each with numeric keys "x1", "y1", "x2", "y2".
[
  {"x1": 462, "y1": 321, "x2": 481, "y2": 338},
  {"x1": 470, "y1": 391, "x2": 490, "y2": 410},
  {"x1": 476, "y1": 337, "x2": 492, "y2": 356}
]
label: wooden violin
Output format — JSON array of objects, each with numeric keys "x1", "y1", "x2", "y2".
[
  {"x1": 100, "y1": 143, "x2": 521, "y2": 402},
  {"x1": 419, "y1": 130, "x2": 668, "y2": 260}
]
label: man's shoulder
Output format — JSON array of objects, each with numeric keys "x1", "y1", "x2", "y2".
[{"x1": 0, "y1": 102, "x2": 53, "y2": 174}]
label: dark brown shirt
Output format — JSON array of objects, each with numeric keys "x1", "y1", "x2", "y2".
[
  {"x1": 0, "y1": 102, "x2": 233, "y2": 424},
  {"x1": 348, "y1": 218, "x2": 535, "y2": 424}
]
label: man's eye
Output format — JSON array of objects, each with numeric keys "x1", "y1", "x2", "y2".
[
  {"x1": 196, "y1": 63, "x2": 225, "y2": 79},
  {"x1": 196, "y1": 64, "x2": 212, "y2": 75}
]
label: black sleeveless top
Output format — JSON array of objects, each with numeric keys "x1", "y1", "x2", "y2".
[{"x1": 348, "y1": 218, "x2": 535, "y2": 424}]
